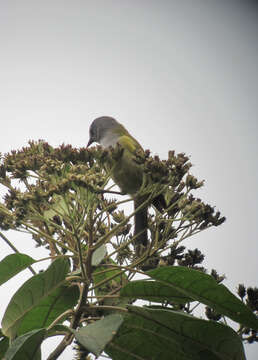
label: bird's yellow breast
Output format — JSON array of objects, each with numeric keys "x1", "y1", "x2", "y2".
[
  {"x1": 110, "y1": 134, "x2": 143, "y2": 195},
  {"x1": 112, "y1": 148, "x2": 143, "y2": 194}
]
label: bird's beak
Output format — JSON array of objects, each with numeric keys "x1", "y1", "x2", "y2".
[{"x1": 87, "y1": 138, "x2": 93, "y2": 148}]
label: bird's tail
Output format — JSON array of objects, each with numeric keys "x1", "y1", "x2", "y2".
[
  {"x1": 134, "y1": 198, "x2": 148, "y2": 252},
  {"x1": 152, "y1": 193, "x2": 166, "y2": 212}
]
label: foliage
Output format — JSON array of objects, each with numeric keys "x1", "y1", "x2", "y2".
[{"x1": 0, "y1": 141, "x2": 256, "y2": 359}]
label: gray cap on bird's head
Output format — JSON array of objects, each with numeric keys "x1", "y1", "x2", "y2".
[{"x1": 87, "y1": 116, "x2": 119, "y2": 147}]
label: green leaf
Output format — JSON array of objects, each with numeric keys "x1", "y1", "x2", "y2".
[
  {"x1": 3, "y1": 328, "x2": 45, "y2": 360},
  {"x1": 120, "y1": 280, "x2": 192, "y2": 304},
  {"x1": 0, "y1": 254, "x2": 35, "y2": 286},
  {"x1": 73, "y1": 314, "x2": 124, "y2": 356},
  {"x1": 17, "y1": 284, "x2": 79, "y2": 335},
  {"x1": 91, "y1": 244, "x2": 107, "y2": 266},
  {"x1": 106, "y1": 306, "x2": 246, "y2": 360},
  {"x1": 147, "y1": 266, "x2": 258, "y2": 330},
  {"x1": 1, "y1": 257, "x2": 70, "y2": 339}
]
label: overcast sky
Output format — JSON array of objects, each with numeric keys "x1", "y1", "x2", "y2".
[{"x1": 0, "y1": 1, "x2": 257, "y2": 359}]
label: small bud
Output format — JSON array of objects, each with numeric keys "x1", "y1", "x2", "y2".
[
  {"x1": 112, "y1": 210, "x2": 125, "y2": 224},
  {"x1": 205, "y1": 306, "x2": 222, "y2": 321},
  {"x1": 0, "y1": 165, "x2": 6, "y2": 178},
  {"x1": 237, "y1": 284, "x2": 246, "y2": 299},
  {"x1": 52, "y1": 215, "x2": 62, "y2": 226},
  {"x1": 214, "y1": 216, "x2": 226, "y2": 226},
  {"x1": 247, "y1": 287, "x2": 258, "y2": 311},
  {"x1": 211, "y1": 269, "x2": 225, "y2": 283},
  {"x1": 177, "y1": 182, "x2": 185, "y2": 192}
]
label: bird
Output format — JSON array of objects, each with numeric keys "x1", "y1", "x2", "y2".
[{"x1": 87, "y1": 116, "x2": 164, "y2": 253}]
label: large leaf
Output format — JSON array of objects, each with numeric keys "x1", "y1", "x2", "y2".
[
  {"x1": 120, "y1": 279, "x2": 192, "y2": 304},
  {"x1": 73, "y1": 314, "x2": 124, "y2": 357},
  {"x1": 3, "y1": 328, "x2": 45, "y2": 360},
  {"x1": 0, "y1": 254, "x2": 35, "y2": 286},
  {"x1": 1, "y1": 257, "x2": 70, "y2": 339},
  {"x1": 147, "y1": 266, "x2": 258, "y2": 330},
  {"x1": 17, "y1": 284, "x2": 79, "y2": 335},
  {"x1": 106, "y1": 306, "x2": 246, "y2": 360}
]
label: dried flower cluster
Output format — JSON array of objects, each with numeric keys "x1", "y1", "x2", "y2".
[
  {"x1": 0, "y1": 141, "x2": 226, "y2": 272},
  {"x1": 237, "y1": 284, "x2": 258, "y2": 343}
]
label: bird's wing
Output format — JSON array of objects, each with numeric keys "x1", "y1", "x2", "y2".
[{"x1": 117, "y1": 135, "x2": 142, "y2": 154}]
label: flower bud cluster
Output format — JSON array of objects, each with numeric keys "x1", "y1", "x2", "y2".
[{"x1": 0, "y1": 141, "x2": 226, "y2": 264}]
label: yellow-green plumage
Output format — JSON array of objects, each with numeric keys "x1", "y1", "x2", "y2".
[
  {"x1": 111, "y1": 135, "x2": 143, "y2": 195},
  {"x1": 88, "y1": 117, "x2": 150, "y2": 251}
]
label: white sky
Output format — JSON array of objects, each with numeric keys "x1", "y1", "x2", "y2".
[{"x1": 0, "y1": 1, "x2": 257, "y2": 359}]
